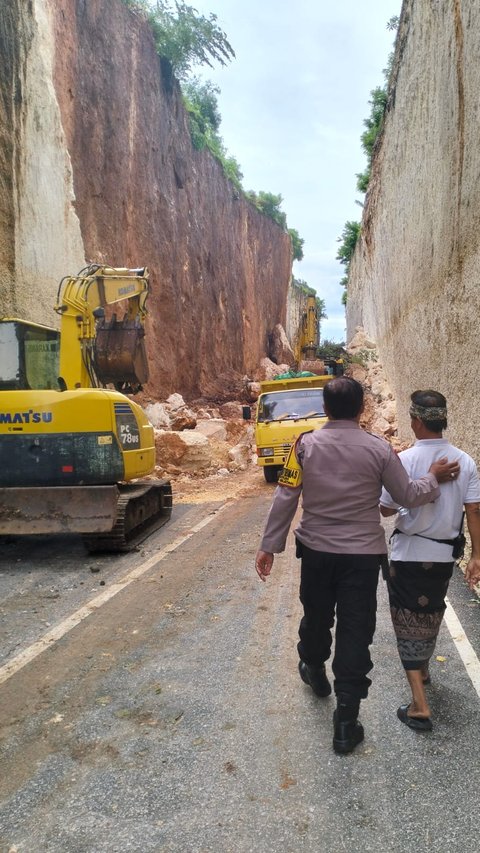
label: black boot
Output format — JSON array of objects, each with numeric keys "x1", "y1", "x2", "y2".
[
  {"x1": 333, "y1": 693, "x2": 363, "y2": 754},
  {"x1": 298, "y1": 660, "x2": 332, "y2": 697}
]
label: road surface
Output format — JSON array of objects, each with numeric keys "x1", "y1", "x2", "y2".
[{"x1": 1, "y1": 469, "x2": 480, "y2": 852}]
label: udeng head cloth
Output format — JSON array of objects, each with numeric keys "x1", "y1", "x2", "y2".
[{"x1": 409, "y1": 403, "x2": 447, "y2": 421}]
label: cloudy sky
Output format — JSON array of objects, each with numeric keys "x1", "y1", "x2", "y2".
[{"x1": 190, "y1": 0, "x2": 402, "y2": 342}]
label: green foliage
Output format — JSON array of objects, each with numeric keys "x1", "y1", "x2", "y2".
[
  {"x1": 123, "y1": 1, "x2": 235, "y2": 81},
  {"x1": 318, "y1": 339, "x2": 346, "y2": 360},
  {"x1": 182, "y1": 77, "x2": 221, "y2": 132},
  {"x1": 288, "y1": 228, "x2": 304, "y2": 262},
  {"x1": 292, "y1": 278, "x2": 327, "y2": 326},
  {"x1": 246, "y1": 191, "x2": 287, "y2": 229},
  {"x1": 316, "y1": 296, "x2": 327, "y2": 322},
  {"x1": 292, "y1": 276, "x2": 314, "y2": 295},
  {"x1": 336, "y1": 221, "x2": 360, "y2": 305},
  {"x1": 356, "y1": 170, "x2": 370, "y2": 194},
  {"x1": 340, "y1": 15, "x2": 400, "y2": 303},
  {"x1": 336, "y1": 221, "x2": 360, "y2": 269},
  {"x1": 181, "y1": 77, "x2": 242, "y2": 189},
  {"x1": 361, "y1": 87, "x2": 388, "y2": 160},
  {"x1": 348, "y1": 347, "x2": 378, "y2": 368},
  {"x1": 123, "y1": 1, "x2": 304, "y2": 257}
]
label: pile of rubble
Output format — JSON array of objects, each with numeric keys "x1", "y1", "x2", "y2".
[
  {"x1": 346, "y1": 327, "x2": 406, "y2": 449},
  {"x1": 143, "y1": 394, "x2": 255, "y2": 480},
  {"x1": 141, "y1": 328, "x2": 405, "y2": 483}
]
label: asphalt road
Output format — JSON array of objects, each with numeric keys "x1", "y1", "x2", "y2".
[{"x1": 1, "y1": 484, "x2": 480, "y2": 853}]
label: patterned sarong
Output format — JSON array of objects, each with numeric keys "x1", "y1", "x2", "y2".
[{"x1": 385, "y1": 560, "x2": 454, "y2": 670}]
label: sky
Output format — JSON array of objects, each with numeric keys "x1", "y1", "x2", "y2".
[{"x1": 189, "y1": 0, "x2": 402, "y2": 342}]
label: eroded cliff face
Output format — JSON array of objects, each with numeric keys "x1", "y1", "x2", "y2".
[
  {"x1": 347, "y1": 0, "x2": 480, "y2": 459},
  {"x1": 0, "y1": 0, "x2": 291, "y2": 400}
]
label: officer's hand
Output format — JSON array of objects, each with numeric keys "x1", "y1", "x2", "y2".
[
  {"x1": 429, "y1": 456, "x2": 460, "y2": 483},
  {"x1": 255, "y1": 550, "x2": 274, "y2": 582}
]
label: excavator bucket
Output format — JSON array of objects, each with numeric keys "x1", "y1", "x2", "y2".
[{"x1": 94, "y1": 318, "x2": 149, "y2": 390}]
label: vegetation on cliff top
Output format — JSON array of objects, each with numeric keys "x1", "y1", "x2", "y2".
[
  {"x1": 121, "y1": 0, "x2": 234, "y2": 79},
  {"x1": 122, "y1": 0, "x2": 307, "y2": 268},
  {"x1": 292, "y1": 278, "x2": 327, "y2": 336},
  {"x1": 337, "y1": 15, "x2": 398, "y2": 305}
]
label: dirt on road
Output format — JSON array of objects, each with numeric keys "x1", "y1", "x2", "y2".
[{"x1": 173, "y1": 463, "x2": 269, "y2": 504}]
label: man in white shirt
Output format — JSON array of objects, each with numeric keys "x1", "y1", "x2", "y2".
[{"x1": 380, "y1": 389, "x2": 480, "y2": 732}]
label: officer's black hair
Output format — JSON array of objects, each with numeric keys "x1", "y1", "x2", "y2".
[{"x1": 323, "y1": 377, "x2": 364, "y2": 420}]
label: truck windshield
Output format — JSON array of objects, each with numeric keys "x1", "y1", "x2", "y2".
[
  {"x1": 0, "y1": 321, "x2": 60, "y2": 390},
  {"x1": 257, "y1": 389, "x2": 326, "y2": 422}
]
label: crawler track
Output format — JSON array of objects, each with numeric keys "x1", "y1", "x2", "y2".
[{"x1": 82, "y1": 479, "x2": 172, "y2": 552}]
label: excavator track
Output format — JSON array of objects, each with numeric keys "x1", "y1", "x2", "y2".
[{"x1": 82, "y1": 479, "x2": 172, "y2": 553}]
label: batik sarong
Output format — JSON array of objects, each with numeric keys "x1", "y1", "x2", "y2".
[{"x1": 385, "y1": 560, "x2": 454, "y2": 671}]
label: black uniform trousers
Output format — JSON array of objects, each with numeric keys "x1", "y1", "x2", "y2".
[{"x1": 297, "y1": 541, "x2": 381, "y2": 700}]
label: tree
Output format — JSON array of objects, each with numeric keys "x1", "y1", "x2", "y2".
[
  {"x1": 123, "y1": 1, "x2": 235, "y2": 80},
  {"x1": 355, "y1": 86, "x2": 388, "y2": 193},
  {"x1": 336, "y1": 221, "x2": 360, "y2": 269},
  {"x1": 318, "y1": 339, "x2": 346, "y2": 360},
  {"x1": 247, "y1": 191, "x2": 287, "y2": 229},
  {"x1": 182, "y1": 77, "x2": 221, "y2": 132},
  {"x1": 288, "y1": 228, "x2": 304, "y2": 262},
  {"x1": 336, "y1": 221, "x2": 360, "y2": 305}
]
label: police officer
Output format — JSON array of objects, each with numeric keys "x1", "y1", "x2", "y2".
[{"x1": 255, "y1": 377, "x2": 460, "y2": 754}]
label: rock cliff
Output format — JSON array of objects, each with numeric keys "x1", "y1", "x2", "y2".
[
  {"x1": 346, "y1": 0, "x2": 480, "y2": 460},
  {"x1": 0, "y1": 0, "x2": 292, "y2": 400}
]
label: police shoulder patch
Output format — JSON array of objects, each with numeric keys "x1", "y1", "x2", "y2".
[{"x1": 277, "y1": 434, "x2": 305, "y2": 488}]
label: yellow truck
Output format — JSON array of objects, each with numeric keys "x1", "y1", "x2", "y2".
[{"x1": 254, "y1": 374, "x2": 330, "y2": 482}]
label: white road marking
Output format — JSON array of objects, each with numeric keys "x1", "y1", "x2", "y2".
[
  {"x1": 0, "y1": 503, "x2": 229, "y2": 686},
  {"x1": 444, "y1": 596, "x2": 480, "y2": 697}
]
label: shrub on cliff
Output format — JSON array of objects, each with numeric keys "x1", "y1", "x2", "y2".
[
  {"x1": 336, "y1": 220, "x2": 360, "y2": 305},
  {"x1": 122, "y1": 0, "x2": 234, "y2": 80}
]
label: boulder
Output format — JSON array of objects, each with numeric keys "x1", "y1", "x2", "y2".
[
  {"x1": 219, "y1": 401, "x2": 244, "y2": 419},
  {"x1": 166, "y1": 393, "x2": 186, "y2": 411},
  {"x1": 154, "y1": 429, "x2": 212, "y2": 472},
  {"x1": 195, "y1": 419, "x2": 228, "y2": 441},
  {"x1": 144, "y1": 402, "x2": 170, "y2": 429},
  {"x1": 268, "y1": 324, "x2": 295, "y2": 366},
  {"x1": 246, "y1": 382, "x2": 261, "y2": 401},
  {"x1": 254, "y1": 357, "x2": 290, "y2": 382},
  {"x1": 228, "y1": 442, "x2": 250, "y2": 469},
  {"x1": 170, "y1": 409, "x2": 197, "y2": 430}
]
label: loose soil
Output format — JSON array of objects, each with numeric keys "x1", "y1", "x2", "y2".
[{"x1": 172, "y1": 463, "x2": 268, "y2": 504}]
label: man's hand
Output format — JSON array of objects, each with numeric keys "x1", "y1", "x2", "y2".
[
  {"x1": 429, "y1": 456, "x2": 461, "y2": 483},
  {"x1": 465, "y1": 557, "x2": 480, "y2": 590},
  {"x1": 255, "y1": 550, "x2": 274, "y2": 582}
]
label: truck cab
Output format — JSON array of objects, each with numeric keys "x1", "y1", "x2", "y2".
[{"x1": 255, "y1": 375, "x2": 330, "y2": 482}]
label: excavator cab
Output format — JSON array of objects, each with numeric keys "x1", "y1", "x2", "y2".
[{"x1": 0, "y1": 319, "x2": 60, "y2": 391}]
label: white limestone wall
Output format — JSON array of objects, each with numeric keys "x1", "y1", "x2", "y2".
[
  {"x1": 7, "y1": 0, "x2": 85, "y2": 323},
  {"x1": 347, "y1": 0, "x2": 480, "y2": 460}
]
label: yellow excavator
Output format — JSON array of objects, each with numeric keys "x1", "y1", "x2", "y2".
[
  {"x1": 294, "y1": 294, "x2": 319, "y2": 364},
  {"x1": 0, "y1": 264, "x2": 172, "y2": 552}
]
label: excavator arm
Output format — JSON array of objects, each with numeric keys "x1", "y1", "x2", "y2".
[{"x1": 55, "y1": 264, "x2": 150, "y2": 392}]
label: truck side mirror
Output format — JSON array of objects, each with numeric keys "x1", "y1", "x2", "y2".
[{"x1": 242, "y1": 405, "x2": 251, "y2": 421}]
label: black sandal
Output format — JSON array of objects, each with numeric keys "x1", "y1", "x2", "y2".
[{"x1": 397, "y1": 703, "x2": 433, "y2": 731}]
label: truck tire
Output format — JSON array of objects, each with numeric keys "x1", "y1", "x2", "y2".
[{"x1": 263, "y1": 465, "x2": 282, "y2": 483}]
